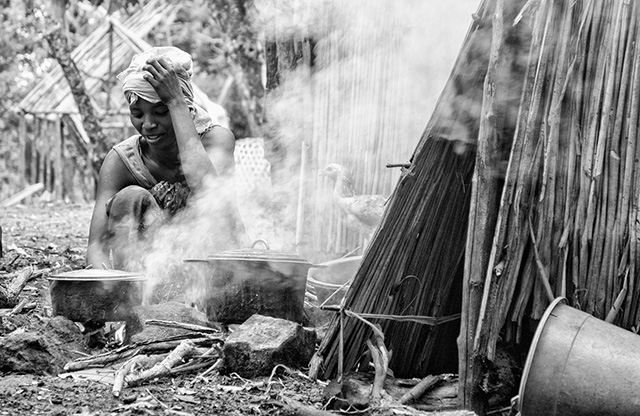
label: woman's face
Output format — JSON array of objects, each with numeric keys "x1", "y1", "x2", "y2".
[{"x1": 129, "y1": 98, "x2": 176, "y2": 150}]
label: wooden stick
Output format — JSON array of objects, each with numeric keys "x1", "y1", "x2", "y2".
[
  {"x1": 126, "y1": 339, "x2": 196, "y2": 386},
  {"x1": 112, "y1": 359, "x2": 134, "y2": 397},
  {"x1": 0, "y1": 267, "x2": 36, "y2": 308},
  {"x1": 0, "y1": 183, "x2": 45, "y2": 208},
  {"x1": 64, "y1": 336, "x2": 217, "y2": 372},
  {"x1": 281, "y1": 397, "x2": 336, "y2": 416},
  {"x1": 399, "y1": 374, "x2": 447, "y2": 405},
  {"x1": 192, "y1": 358, "x2": 222, "y2": 382},
  {"x1": 366, "y1": 333, "x2": 389, "y2": 403},
  {"x1": 528, "y1": 216, "x2": 555, "y2": 303},
  {"x1": 9, "y1": 299, "x2": 29, "y2": 316},
  {"x1": 144, "y1": 319, "x2": 221, "y2": 333},
  {"x1": 605, "y1": 268, "x2": 629, "y2": 324},
  {"x1": 166, "y1": 360, "x2": 214, "y2": 376}
]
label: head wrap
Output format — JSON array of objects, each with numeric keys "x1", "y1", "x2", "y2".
[{"x1": 117, "y1": 46, "x2": 214, "y2": 135}]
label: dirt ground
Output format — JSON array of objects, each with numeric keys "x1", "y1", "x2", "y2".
[
  {"x1": 0, "y1": 202, "x2": 488, "y2": 416},
  {"x1": 0, "y1": 202, "x2": 325, "y2": 416}
]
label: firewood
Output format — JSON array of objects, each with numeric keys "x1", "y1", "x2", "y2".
[
  {"x1": 64, "y1": 336, "x2": 219, "y2": 372},
  {"x1": 144, "y1": 319, "x2": 221, "y2": 333},
  {"x1": 166, "y1": 360, "x2": 214, "y2": 376},
  {"x1": 366, "y1": 334, "x2": 389, "y2": 403},
  {"x1": 9, "y1": 299, "x2": 29, "y2": 316},
  {"x1": 192, "y1": 358, "x2": 223, "y2": 382},
  {"x1": 112, "y1": 354, "x2": 163, "y2": 397},
  {"x1": 281, "y1": 397, "x2": 336, "y2": 416},
  {"x1": 0, "y1": 183, "x2": 45, "y2": 208},
  {"x1": 399, "y1": 374, "x2": 447, "y2": 405},
  {"x1": 126, "y1": 339, "x2": 197, "y2": 386},
  {"x1": 0, "y1": 267, "x2": 36, "y2": 308}
]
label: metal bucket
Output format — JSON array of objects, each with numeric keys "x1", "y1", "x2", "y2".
[
  {"x1": 307, "y1": 255, "x2": 361, "y2": 307},
  {"x1": 518, "y1": 297, "x2": 640, "y2": 415}
]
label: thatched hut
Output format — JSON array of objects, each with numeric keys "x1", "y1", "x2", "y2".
[
  {"x1": 16, "y1": 0, "x2": 225, "y2": 203},
  {"x1": 308, "y1": 0, "x2": 640, "y2": 413}
]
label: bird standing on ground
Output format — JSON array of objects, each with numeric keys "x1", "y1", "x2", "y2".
[{"x1": 320, "y1": 163, "x2": 388, "y2": 237}]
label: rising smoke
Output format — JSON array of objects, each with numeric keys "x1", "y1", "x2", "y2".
[{"x1": 136, "y1": 0, "x2": 480, "y2": 303}]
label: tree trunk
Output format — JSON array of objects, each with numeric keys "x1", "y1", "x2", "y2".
[{"x1": 44, "y1": 24, "x2": 103, "y2": 180}]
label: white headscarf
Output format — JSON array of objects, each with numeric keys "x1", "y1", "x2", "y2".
[{"x1": 117, "y1": 46, "x2": 214, "y2": 135}]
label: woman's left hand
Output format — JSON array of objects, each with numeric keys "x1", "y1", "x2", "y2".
[{"x1": 142, "y1": 57, "x2": 185, "y2": 106}]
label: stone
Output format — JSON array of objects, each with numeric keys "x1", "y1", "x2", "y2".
[
  {"x1": 222, "y1": 314, "x2": 317, "y2": 378},
  {"x1": 0, "y1": 316, "x2": 88, "y2": 375}
]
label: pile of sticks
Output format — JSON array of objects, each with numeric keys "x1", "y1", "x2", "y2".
[
  {"x1": 470, "y1": 0, "x2": 640, "y2": 357},
  {"x1": 63, "y1": 321, "x2": 224, "y2": 397},
  {"x1": 315, "y1": 0, "x2": 495, "y2": 380},
  {"x1": 459, "y1": 0, "x2": 640, "y2": 409},
  {"x1": 0, "y1": 267, "x2": 43, "y2": 311}
]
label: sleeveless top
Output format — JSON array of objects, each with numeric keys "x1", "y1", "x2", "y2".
[
  {"x1": 112, "y1": 130, "x2": 217, "y2": 188},
  {"x1": 112, "y1": 135, "x2": 161, "y2": 189}
]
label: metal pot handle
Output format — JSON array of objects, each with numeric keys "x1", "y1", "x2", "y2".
[{"x1": 251, "y1": 239, "x2": 270, "y2": 250}]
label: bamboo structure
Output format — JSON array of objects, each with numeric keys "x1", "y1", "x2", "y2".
[
  {"x1": 16, "y1": 0, "x2": 222, "y2": 202},
  {"x1": 302, "y1": 0, "x2": 439, "y2": 258},
  {"x1": 314, "y1": 0, "x2": 494, "y2": 380},
  {"x1": 463, "y1": 2, "x2": 640, "y2": 409},
  {"x1": 314, "y1": 0, "x2": 640, "y2": 412}
]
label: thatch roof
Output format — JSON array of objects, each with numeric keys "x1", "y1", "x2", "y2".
[
  {"x1": 19, "y1": 0, "x2": 176, "y2": 116},
  {"x1": 18, "y1": 0, "x2": 226, "y2": 127},
  {"x1": 318, "y1": 0, "x2": 640, "y2": 410}
]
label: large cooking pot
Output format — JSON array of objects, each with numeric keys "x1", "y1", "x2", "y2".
[
  {"x1": 48, "y1": 269, "x2": 145, "y2": 323},
  {"x1": 184, "y1": 240, "x2": 314, "y2": 324}
]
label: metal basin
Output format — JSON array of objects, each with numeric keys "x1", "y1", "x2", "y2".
[{"x1": 48, "y1": 269, "x2": 145, "y2": 324}]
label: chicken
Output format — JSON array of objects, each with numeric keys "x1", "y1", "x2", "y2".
[{"x1": 320, "y1": 163, "x2": 388, "y2": 237}]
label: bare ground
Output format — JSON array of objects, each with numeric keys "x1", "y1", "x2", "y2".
[
  {"x1": 0, "y1": 202, "x2": 487, "y2": 416},
  {"x1": 0, "y1": 203, "x2": 331, "y2": 416}
]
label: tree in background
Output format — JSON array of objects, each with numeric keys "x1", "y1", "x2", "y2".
[{"x1": 0, "y1": 0, "x2": 265, "y2": 200}]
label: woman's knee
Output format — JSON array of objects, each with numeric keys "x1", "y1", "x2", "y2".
[{"x1": 106, "y1": 185, "x2": 157, "y2": 220}]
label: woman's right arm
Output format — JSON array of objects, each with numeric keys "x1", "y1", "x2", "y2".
[{"x1": 86, "y1": 150, "x2": 134, "y2": 269}]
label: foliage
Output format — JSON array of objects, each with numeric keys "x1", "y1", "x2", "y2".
[
  {"x1": 0, "y1": 1, "x2": 48, "y2": 199},
  {"x1": 149, "y1": 0, "x2": 265, "y2": 138},
  {"x1": 0, "y1": 0, "x2": 264, "y2": 200}
]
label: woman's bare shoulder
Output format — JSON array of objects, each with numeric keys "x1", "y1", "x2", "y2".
[
  {"x1": 203, "y1": 126, "x2": 236, "y2": 153},
  {"x1": 97, "y1": 149, "x2": 137, "y2": 194}
]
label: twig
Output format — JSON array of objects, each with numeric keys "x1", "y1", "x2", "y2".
[
  {"x1": 7, "y1": 253, "x2": 20, "y2": 267},
  {"x1": 281, "y1": 396, "x2": 336, "y2": 416},
  {"x1": 9, "y1": 299, "x2": 29, "y2": 316},
  {"x1": 126, "y1": 340, "x2": 196, "y2": 386},
  {"x1": 398, "y1": 374, "x2": 447, "y2": 404},
  {"x1": 606, "y1": 268, "x2": 629, "y2": 323},
  {"x1": 0, "y1": 267, "x2": 36, "y2": 308},
  {"x1": 64, "y1": 336, "x2": 218, "y2": 372},
  {"x1": 366, "y1": 330, "x2": 390, "y2": 403},
  {"x1": 112, "y1": 354, "x2": 165, "y2": 397},
  {"x1": 163, "y1": 360, "x2": 215, "y2": 378},
  {"x1": 145, "y1": 388, "x2": 169, "y2": 409},
  {"x1": 144, "y1": 319, "x2": 221, "y2": 333},
  {"x1": 192, "y1": 358, "x2": 222, "y2": 383},
  {"x1": 528, "y1": 216, "x2": 555, "y2": 302},
  {"x1": 112, "y1": 356, "x2": 138, "y2": 397}
]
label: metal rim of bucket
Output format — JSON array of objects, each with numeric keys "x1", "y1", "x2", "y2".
[{"x1": 517, "y1": 296, "x2": 568, "y2": 410}]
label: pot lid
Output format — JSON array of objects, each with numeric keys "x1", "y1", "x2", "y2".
[
  {"x1": 184, "y1": 239, "x2": 313, "y2": 265},
  {"x1": 48, "y1": 269, "x2": 146, "y2": 282}
]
